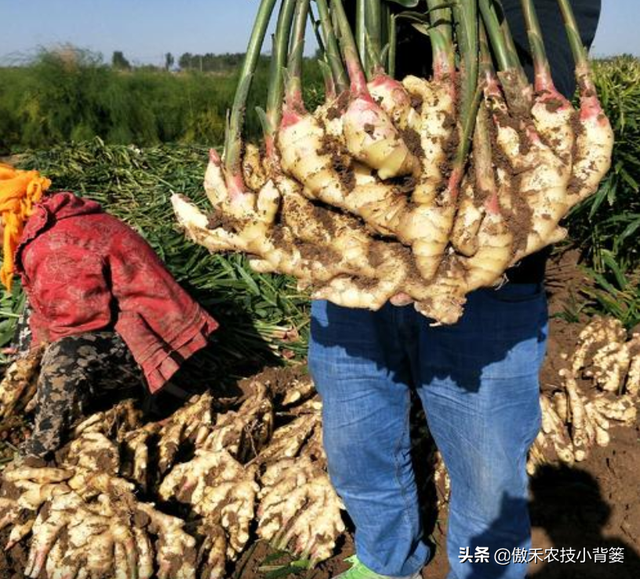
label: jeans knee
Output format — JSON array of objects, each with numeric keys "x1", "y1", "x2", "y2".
[{"x1": 448, "y1": 446, "x2": 531, "y2": 529}]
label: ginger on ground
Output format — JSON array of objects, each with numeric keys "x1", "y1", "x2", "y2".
[
  {"x1": 257, "y1": 413, "x2": 321, "y2": 464},
  {"x1": 0, "y1": 345, "x2": 44, "y2": 421},
  {"x1": 157, "y1": 391, "x2": 215, "y2": 473},
  {"x1": 73, "y1": 399, "x2": 142, "y2": 440},
  {"x1": 160, "y1": 449, "x2": 259, "y2": 572},
  {"x1": 201, "y1": 382, "x2": 274, "y2": 462},
  {"x1": 257, "y1": 456, "x2": 345, "y2": 565}
]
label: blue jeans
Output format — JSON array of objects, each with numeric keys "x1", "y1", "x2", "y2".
[{"x1": 309, "y1": 283, "x2": 548, "y2": 579}]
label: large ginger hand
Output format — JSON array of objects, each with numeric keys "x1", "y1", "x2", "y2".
[
  {"x1": 156, "y1": 392, "x2": 215, "y2": 473},
  {"x1": 527, "y1": 394, "x2": 576, "y2": 475},
  {"x1": 0, "y1": 462, "x2": 74, "y2": 551},
  {"x1": 24, "y1": 491, "x2": 84, "y2": 578},
  {"x1": 197, "y1": 521, "x2": 228, "y2": 579},
  {"x1": 257, "y1": 413, "x2": 321, "y2": 464},
  {"x1": 572, "y1": 316, "x2": 627, "y2": 375},
  {"x1": 160, "y1": 449, "x2": 259, "y2": 567},
  {"x1": 257, "y1": 456, "x2": 319, "y2": 543},
  {"x1": 137, "y1": 502, "x2": 198, "y2": 579},
  {"x1": 278, "y1": 373, "x2": 316, "y2": 407},
  {"x1": 122, "y1": 422, "x2": 162, "y2": 490},
  {"x1": 159, "y1": 449, "x2": 234, "y2": 504},
  {"x1": 0, "y1": 345, "x2": 44, "y2": 421},
  {"x1": 73, "y1": 399, "x2": 142, "y2": 440},
  {"x1": 571, "y1": 318, "x2": 640, "y2": 396},
  {"x1": 486, "y1": 73, "x2": 571, "y2": 262},
  {"x1": 50, "y1": 507, "x2": 144, "y2": 579},
  {"x1": 200, "y1": 470, "x2": 259, "y2": 559},
  {"x1": 202, "y1": 382, "x2": 273, "y2": 462},
  {"x1": 257, "y1": 457, "x2": 345, "y2": 565},
  {"x1": 64, "y1": 432, "x2": 121, "y2": 474},
  {"x1": 3, "y1": 465, "x2": 73, "y2": 485},
  {"x1": 173, "y1": 148, "x2": 280, "y2": 258}
]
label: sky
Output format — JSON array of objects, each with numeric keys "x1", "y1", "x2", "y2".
[{"x1": 0, "y1": 0, "x2": 638, "y2": 66}]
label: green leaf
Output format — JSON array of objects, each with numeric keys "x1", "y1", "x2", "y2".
[
  {"x1": 260, "y1": 559, "x2": 310, "y2": 579},
  {"x1": 383, "y1": 0, "x2": 421, "y2": 7},
  {"x1": 255, "y1": 106, "x2": 271, "y2": 137},
  {"x1": 614, "y1": 218, "x2": 640, "y2": 252},
  {"x1": 601, "y1": 251, "x2": 628, "y2": 289},
  {"x1": 411, "y1": 22, "x2": 432, "y2": 36}
]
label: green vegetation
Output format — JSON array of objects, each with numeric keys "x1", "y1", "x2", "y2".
[
  {"x1": 567, "y1": 56, "x2": 640, "y2": 327},
  {"x1": 177, "y1": 52, "x2": 247, "y2": 72},
  {"x1": 0, "y1": 48, "x2": 323, "y2": 154},
  {"x1": 0, "y1": 52, "x2": 638, "y2": 350},
  {"x1": 0, "y1": 282, "x2": 26, "y2": 364},
  {"x1": 2, "y1": 140, "x2": 311, "y2": 375}
]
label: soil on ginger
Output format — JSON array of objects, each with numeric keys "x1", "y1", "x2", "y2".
[
  {"x1": 0, "y1": 528, "x2": 29, "y2": 579},
  {"x1": 1, "y1": 253, "x2": 639, "y2": 579}
]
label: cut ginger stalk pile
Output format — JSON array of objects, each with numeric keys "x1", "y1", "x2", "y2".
[{"x1": 172, "y1": 0, "x2": 614, "y2": 324}]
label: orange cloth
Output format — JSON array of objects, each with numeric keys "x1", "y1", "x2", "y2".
[{"x1": 0, "y1": 164, "x2": 51, "y2": 290}]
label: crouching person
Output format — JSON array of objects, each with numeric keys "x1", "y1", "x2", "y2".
[{"x1": 0, "y1": 164, "x2": 219, "y2": 458}]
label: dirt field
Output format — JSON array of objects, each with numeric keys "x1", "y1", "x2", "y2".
[
  {"x1": 209, "y1": 250, "x2": 640, "y2": 578},
  {"x1": 0, "y1": 250, "x2": 638, "y2": 579},
  {"x1": 241, "y1": 323, "x2": 640, "y2": 579},
  {"x1": 240, "y1": 251, "x2": 640, "y2": 579}
]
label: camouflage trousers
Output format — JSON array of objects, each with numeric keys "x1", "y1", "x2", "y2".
[{"x1": 16, "y1": 310, "x2": 143, "y2": 458}]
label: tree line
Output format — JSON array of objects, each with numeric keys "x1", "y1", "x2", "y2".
[{"x1": 111, "y1": 51, "x2": 267, "y2": 73}]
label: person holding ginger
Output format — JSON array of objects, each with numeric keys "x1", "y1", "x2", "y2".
[{"x1": 312, "y1": 1, "x2": 603, "y2": 578}]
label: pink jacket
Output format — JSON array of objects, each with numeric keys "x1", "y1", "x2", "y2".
[{"x1": 15, "y1": 192, "x2": 219, "y2": 393}]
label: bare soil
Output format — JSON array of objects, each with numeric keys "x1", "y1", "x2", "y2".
[
  {"x1": 0, "y1": 528, "x2": 29, "y2": 579},
  {"x1": 1, "y1": 250, "x2": 638, "y2": 579},
  {"x1": 236, "y1": 249, "x2": 640, "y2": 579}
]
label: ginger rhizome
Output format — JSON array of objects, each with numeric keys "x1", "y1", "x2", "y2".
[
  {"x1": 172, "y1": 0, "x2": 613, "y2": 324},
  {"x1": 0, "y1": 366, "x2": 345, "y2": 578}
]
